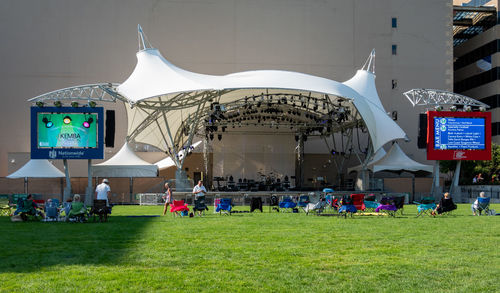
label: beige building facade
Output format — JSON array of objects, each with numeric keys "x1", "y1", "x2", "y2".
[{"x1": 0, "y1": 0, "x2": 452, "y2": 193}]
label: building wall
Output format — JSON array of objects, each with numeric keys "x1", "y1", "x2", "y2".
[{"x1": 0, "y1": 0, "x2": 451, "y2": 186}]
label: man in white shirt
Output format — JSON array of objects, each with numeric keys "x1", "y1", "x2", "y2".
[
  {"x1": 192, "y1": 180, "x2": 207, "y2": 199},
  {"x1": 95, "y1": 178, "x2": 111, "y2": 206}
]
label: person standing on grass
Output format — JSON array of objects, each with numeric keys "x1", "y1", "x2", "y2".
[
  {"x1": 192, "y1": 180, "x2": 207, "y2": 199},
  {"x1": 95, "y1": 178, "x2": 111, "y2": 206},
  {"x1": 162, "y1": 182, "x2": 172, "y2": 215}
]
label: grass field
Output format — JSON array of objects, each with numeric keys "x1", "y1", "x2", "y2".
[{"x1": 0, "y1": 203, "x2": 499, "y2": 292}]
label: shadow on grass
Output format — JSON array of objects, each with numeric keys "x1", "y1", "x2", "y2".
[{"x1": 0, "y1": 216, "x2": 154, "y2": 273}]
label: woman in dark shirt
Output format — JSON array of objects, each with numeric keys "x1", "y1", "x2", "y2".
[{"x1": 432, "y1": 192, "x2": 457, "y2": 215}]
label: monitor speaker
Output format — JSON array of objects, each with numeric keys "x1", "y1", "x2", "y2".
[
  {"x1": 105, "y1": 110, "x2": 115, "y2": 148},
  {"x1": 417, "y1": 113, "x2": 427, "y2": 149}
]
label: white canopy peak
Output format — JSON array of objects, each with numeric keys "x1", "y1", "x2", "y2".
[
  {"x1": 361, "y1": 49, "x2": 376, "y2": 74},
  {"x1": 138, "y1": 24, "x2": 154, "y2": 51}
]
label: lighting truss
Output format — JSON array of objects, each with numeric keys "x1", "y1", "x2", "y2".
[
  {"x1": 28, "y1": 83, "x2": 127, "y2": 104},
  {"x1": 403, "y1": 88, "x2": 489, "y2": 108}
]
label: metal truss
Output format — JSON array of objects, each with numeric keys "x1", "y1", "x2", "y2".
[
  {"x1": 28, "y1": 83, "x2": 128, "y2": 104},
  {"x1": 403, "y1": 88, "x2": 489, "y2": 108}
]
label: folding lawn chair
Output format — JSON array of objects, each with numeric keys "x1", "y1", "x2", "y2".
[
  {"x1": 297, "y1": 195, "x2": 310, "y2": 209},
  {"x1": 250, "y1": 197, "x2": 263, "y2": 212},
  {"x1": 303, "y1": 198, "x2": 327, "y2": 215},
  {"x1": 414, "y1": 197, "x2": 436, "y2": 217},
  {"x1": 269, "y1": 195, "x2": 279, "y2": 212},
  {"x1": 170, "y1": 200, "x2": 190, "y2": 217},
  {"x1": 66, "y1": 201, "x2": 88, "y2": 222},
  {"x1": 364, "y1": 194, "x2": 379, "y2": 212},
  {"x1": 472, "y1": 197, "x2": 491, "y2": 216},
  {"x1": 193, "y1": 196, "x2": 208, "y2": 216},
  {"x1": 338, "y1": 194, "x2": 357, "y2": 218},
  {"x1": 375, "y1": 197, "x2": 398, "y2": 217},
  {"x1": 216, "y1": 198, "x2": 232, "y2": 215},
  {"x1": 90, "y1": 199, "x2": 109, "y2": 222},
  {"x1": 0, "y1": 194, "x2": 11, "y2": 216},
  {"x1": 44, "y1": 199, "x2": 60, "y2": 221},
  {"x1": 350, "y1": 194, "x2": 365, "y2": 212},
  {"x1": 393, "y1": 195, "x2": 405, "y2": 215},
  {"x1": 279, "y1": 196, "x2": 297, "y2": 212}
]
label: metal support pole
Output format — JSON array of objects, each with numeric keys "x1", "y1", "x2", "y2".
[
  {"x1": 450, "y1": 160, "x2": 462, "y2": 202},
  {"x1": 63, "y1": 159, "x2": 72, "y2": 201},
  {"x1": 203, "y1": 134, "x2": 210, "y2": 189},
  {"x1": 431, "y1": 160, "x2": 440, "y2": 198},
  {"x1": 85, "y1": 159, "x2": 93, "y2": 206}
]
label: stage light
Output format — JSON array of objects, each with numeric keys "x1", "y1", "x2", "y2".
[
  {"x1": 88, "y1": 101, "x2": 97, "y2": 108},
  {"x1": 209, "y1": 133, "x2": 214, "y2": 141},
  {"x1": 450, "y1": 106, "x2": 457, "y2": 112},
  {"x1": 42, "y1": 117, "x2": 53, "y2": 128},
  {"x1": 71, "y1": 101, "x2": 79, "y2": 108},
  {"x1": 54, "y1": 101, "x2": 62, "y2": 107},
  {"x1": 36, "y1": 101, "x2": 44, "y2": 107},
  {"x1": 294, "y1": 135, "x2": 299, "y2": 142},
  {"x1": 217, "y1": 134, "x2": 222, "y2": 141},
  {"x1": 479, "y1": 106, "x2": 486, "y2": 112},
  {"x1": 63, "y1": 116, "x2": 72, "y2": 124},
  {"x1": 435, "y1": 105, "x2": 443, "y2": 111},
  {"x1": 83, "y1": 117, "x2": 93, "y2": 128},
  {"x1": 330, "y1": 149, "x2": 336, "y2": 155},
  {"x1": 464, "y1": 105, "x2": 472, "y2": 112}
]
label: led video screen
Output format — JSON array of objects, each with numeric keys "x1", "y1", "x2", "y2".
[
  {"x1": 37, "y1": 112, "x2": 98, "y2": 148},
  {"x1": 433, "y1": 117, "x2": 485, "y2": 150},
  {"x1": 31, "y1": 107, "x2": 104, "y2": 159},
  {"x1": 427, "y1": 111, "x2": 491, "y2": 161}
]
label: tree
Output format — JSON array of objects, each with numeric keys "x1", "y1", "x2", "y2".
[{"x1": 439, "y1": 143, "x2": 500, "y2": 185}]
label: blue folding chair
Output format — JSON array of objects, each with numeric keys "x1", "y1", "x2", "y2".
[
  {"x1": 472, "y1": 197, "x2": 491, "y2": 216},
  {"x1": 44, "y1": 200, "x2": 59, "y2": 221},
  {"x1": 216, "y1": 198, "x2": 232, "y2": 215},
  {"x1": 279, "y1": 196, "x2": 296, "y2": 212},
  {"x1": 414, "y1": 197, "x2": 436, "y2": 217},
  {"x1": 297, "y1": 195, "x2": 310, "y2": 209}
]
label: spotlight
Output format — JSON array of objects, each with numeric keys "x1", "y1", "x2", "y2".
[
  {"x1": 435, "y1": 105, "x2": 443, "y2": 111},
  {"x1": 295, "y1": 135, "x2": 299, "y2": 142},
  {"x1": 71, "y1": 101, "x2": 79, "y2": 108},
  {"x1": 464, "y1": 105, "x2": 472, "y2": 112},
  {"x1": 63, "y1": 116, "x2": 72, "y2": 124},
  {"x1": 479, "y1": 106, "x2": 486, "y2": 112},
  {"x1": 330, "y1": 149, "x2": 336, "y2": 155},
  {"x1": 209, "y1": 133, "x2": 214, "y2": 141},
  {"x1": 83, "y1": 117, "x2": 93, "y2": 128},
  {"x1": 42, "y1": 117, "x2": 53, "y2": 128},
  {"x1": 54, "y1": 101, "x2": 62, "y2": 107},
  {"x1": 450, "y1": 106, "x2": 457, "y2": 112},
  {"x1": 217, "y1": 134, "x2": 222, "y2": 141},
  {"x1": 36, "y1": 101, "x2": 44, "y2": 108},
  {"x1": 88, "y1": 101, "x2": 97, "y2": 108}
]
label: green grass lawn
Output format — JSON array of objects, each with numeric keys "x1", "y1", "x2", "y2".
[{"x1": 0, "y1": 204, "x2": 499, "y2": 292}]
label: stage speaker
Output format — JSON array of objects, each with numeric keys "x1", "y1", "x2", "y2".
[
  {"x1": 105, "y1": 110, "x2": 115, "y2": 148},
  {"x1": 417, "y1": 113, "x2": 427, "y2": 149}
]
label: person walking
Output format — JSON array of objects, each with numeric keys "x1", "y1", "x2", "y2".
[{"x1": 162, "y1": 182, "x2": 172, "y2": 215}]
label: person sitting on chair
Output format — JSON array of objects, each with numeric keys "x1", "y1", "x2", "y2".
[
  {"x1": 65, "y1": 194, "x2": 86, "y2": 222},
  {"x1": 432, "y1": 192, "x2": 457, "y2": 215},
  {"x1": 471, "y1": 191, "x2": 488, "y2": 216}
]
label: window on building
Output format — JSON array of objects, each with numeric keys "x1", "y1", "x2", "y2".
[
  {"x1": 392, "y1": 17, "x2": 397, "y2": 28},
  {"x1": 392, "y1": 44, "x2": 397, "y2": 55}
]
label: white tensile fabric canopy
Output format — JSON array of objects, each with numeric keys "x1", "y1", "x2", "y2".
[
  {"x1": 92, "y1": 142, "x2": 158, "y2": 177},
  {"x1": 117, "y1": 46, "x2": 407, "y2": 156},
  {"x1": 7, "y1": 159, "x2": 65, "y2": 178},
  {"x1": 155, "y1": 141, "x2": 202, "y2": 170},
  {"x1": 363, "y1": 142, "x2": 433, "y2": 174},
  {"x1": 347, "y1": 147, "x2": 387, "y2": 174}
]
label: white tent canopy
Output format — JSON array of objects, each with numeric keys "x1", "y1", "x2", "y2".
[
  {"x1": 347, "y1": 147, "x2": 387, "y2": 174},
  {"x1": 92, "y1": 142, "x2": 158, "y2": 177},
  {"x1": 7, "y1": 159, "x2": 65, "y2": 178},
  {"x1": 365, "y1": 142, "x2": 433, "y2": 174},
  {"x1": 117, "y1": 30, "x2": 407, "y2": 158}
]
